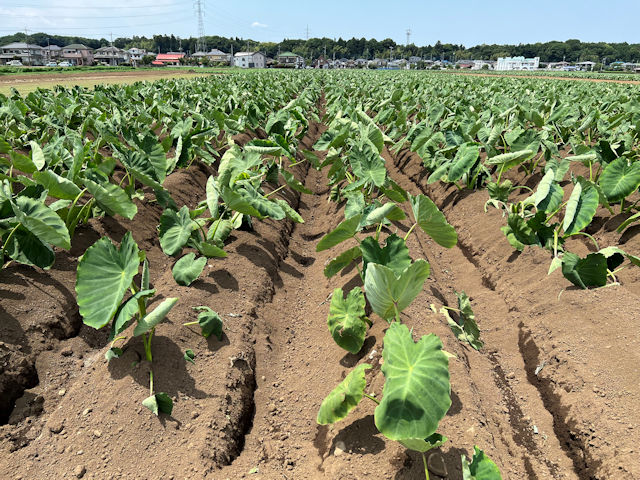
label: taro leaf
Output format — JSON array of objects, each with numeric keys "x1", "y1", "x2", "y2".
[
  {"x1": 109, "y1": 289, "x2": 156, "y2": 341},
  {"x1": 220, "y1": 186, "x2": 262, "y2": 218},
  {"x1": 316, "y1": 363, "x2": 372, "y2": 425},
  {"x1": 440, "y1": 292, "x2": 483, "y2": 350},
  {"x1": 159, "y1": 206, "x2": 196, "y2": 256},
  {"x1": 409, "y1": 194, "x2": 457, "y2": 248},
  {"x1": 487, "y1": 180, "x2": 513, "y2": 203},
  {"x1": 374, "y1": 323, "x2": 451, "y2": 442},
  {"x1": 275, "y1": 199, "x2": 304, "y2": 223},
  {"x1": 142, "y1": 392, "x2": 173, "y2": 416},
  {"x1": 448, "y1": 143, "x2": 480, "y2": 182},
  {"x1": 501, "y1": 224, "x2": 525, "y2": 252},
  {"x1": 10, "y1": 151, "x2": 37, "y2": 174},
  {"x1": 364, "y1": 260, "x2": 430, "y2": 321},
  {"x1": 485, "y1": 150, "x2": 533, "y2": 170},
  {"x1": 184, "y1": 349, "x2": 196, "y2": 364},
  {"x1": 562, "y1": 182, "x2": 598, "y2": 235},
  {"x1": 206, "y1": 175, "x2": 219, "y2": 218},
  {"x1": 83, "y1": 178, "x2": 137, "y2": 220},
  {"x1": 194, "y1": 240, "x2": 227, "y2": 258},
  {"x1": 316, "y1": 214, "x2": 362, "y2": 252},
  {"x1": 598, "y1": 246, "x2": 640, "y2": 270},
  {"x1": 327, "y1": 287, "x2": 368, "y2": 354},
  {"x1": 382, "y1": 179, "x2": 409, "y2": 203},
  {"x1": 324, "y1": 245, "x2": 363, "y2": 278},
  {"x1": 12, "y1": 196, "x2": 71, "y2": 249},
  {"x1": 561, "y1": 252, "x2": 608, "y2": 289},
  {"x1": 241, "y1": 187, "x2": 286, "y2": 220},
  {"x1": 32, "y1": 170, "x2": 82, "y2": 200},
  {"x1": 2, "y1": 226, "x2": 55, "y2": 269},
  {"x1": 462, "y1": 446, "x2": 502, "y2": 480},
  {"x1": 172, "y1": 253, "x2": 207, "y2": 286},
  {"x1": 362, "y1": 203, "x2": 406, "y2": 227},
  {"x1": 133, "y1": 297, "x2": 178, "y2": 336},
  {"x1": 599, "y1": 158, "x2": 640, "y2": 203},
  {"x1": 400, "y1": 432, "x2": 448, "y2": 453},
  {"x1": 350, "y1": 146, "x2": 387, "y2": 187},
  {"x1": 207, "y1": 219, "x2": 233, "y2": 246},
  {"x1": 345, "y1": 192, "x2": 365, "y2": 219},
  {"x1": 193, "y1": 306, "x2": 223, "y2": 340},
  {"x1": 535, "y1": 172, "x2": 564, "y2": 214},
  {"x1": 281, "y1": 169, "x2": 312, "y2": 194},
  {"x1": 616, "y1": 211, "x2": 640, "y2": 233},
  {"x1": 76, "y1": 232, "x2": 140, "y2": 329},
  {"x1": 105, "y1": 347, "x2": 123, "y2": 361},
  {"x1": 360, "y1": 234, "x2": 411, "y2": 277}
]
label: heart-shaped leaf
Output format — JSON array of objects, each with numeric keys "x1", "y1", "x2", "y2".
[
  {"x1": 109, "y1": 289, "x2": 155, "y2": 341},
  {"x1": 172, "y1": 253, "x2": 207, "y2": 286},
  {"x1": 133, "y1": 297, "x2": 178, "y2": 336},
  {"x1": 360, "y1": 234, "x2": 411, "y2": 277},
  {"x1": 142, "y1": 392, "x2": 173, "y2": 416},
  {"x1": 159, "y1": 206, "x2": 196, "y2": 256},
  {"x1": 327, "y1": 287, "x2": 368, "y2": 354},
  {"x1": 324, "y1": 245, "x2": 363, "y2": 278},
  {"x1": 409, "y1": 194, "x2": 457, "y2": 248},
  {"x1": 316, "y1": 214, "x2": 362, "y2": 252},
  {"x1": 317, "y1": 363, "x2": 372, "y2": 424},
  {"x1": 83, "y1": 178, "x2": 137, "y2": 220},
  {"x1": 599, "y1": 157, "x2": 640, "y2": 203},
  {"x1": 563, "y1": 181, "x2": 598, "y2": 235},
  {"x1": 374, "y1": 323, "x2": 451, "y2": 442},
  {"x1": 192, "y1": 306, "x2": 223, "y2": 340},
  {"x1": 448, "y1": 143, "x2": 479, "y2": 182},
  {"x1": 561, "y1": 252, "x2": 608, "y2": 289},
  {"x1": 364, "y1": 260, "x2": 430, "y2": 321},
  {"x1": 76, "y1": 232, "x2": 140, "y2": 329},
  {"x1": 400, "y1": 432, "x2": 448, "y2": 453},
  {"x1": 12, "y1": 196, "x2": 71, "y2": 250},
  {"x1": 461, "y1": 446, "x2": 502, "y2": 480}
]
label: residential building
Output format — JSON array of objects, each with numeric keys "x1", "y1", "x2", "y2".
[
  {"x1": 575, "y1": 61, "x2": 596, "y2": 71},
  {"x1": 233, "y1": 52, "x2": 266, "y2": 69},
  {"x1": 313, "y1": 56, "x2": 330, "y2": 69},
  {"x1": 42, "y1": 45, "x2": 62, "y2": 62},
  {"x1": 472, "y1": 60, "x2": 495, "y2": 70},
  {"x1": 496, "y1": 56, "x2": 539, "y2": 71},
  {"x1": 0, "y1": 42, "x2": 44, "y2": 65},
  {"x1": 277, "y1": 51, "x2": 304, "y2": 68},
  {"x1": 61, "y1": 44, "x2": 94, "y2": 66},
  {"x1": 128, "y1": 48, "x2": 153, "y2": 67},
  {"x1": 94, "y1": 46, "x2": 129, "y2": 66},
  {"x1": 456, "y1": 60, "x2": 474, "y2": 69},
  {"x1": 192, "y1": 49, "x2": 231, "y2": 64},
  {"x1": 151, "y1": 53, "x2": 185, "y2": 66},
  {"x1": 546, "y1": 61, "x2": 571, "y2": 70}
]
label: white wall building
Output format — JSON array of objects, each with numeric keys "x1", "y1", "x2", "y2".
[
  {"x1": 496, "y1": 56, "x2": 540, "y2": 71},
  {"x1": 233, "y1": 52, "x2": 265, "y2": 68}
]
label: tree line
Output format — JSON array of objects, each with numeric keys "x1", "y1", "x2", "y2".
[{"x1": 2, "y1": 32, "x2": 640, "y2": 63}]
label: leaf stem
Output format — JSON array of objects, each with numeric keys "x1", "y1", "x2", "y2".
[
  {"x1": 265, "y1": 184, "x2": 286, "y2": 198},
  {"x1": 1, "y1": 223, "x2": 21, "y2": 261},
  {"x1": 183, "y1": 321, "x2": 199, "y2": 326},
  {"x1": 422, "y1": 453, "x2": 430, "y2": 480},
  {"x1": 404, "y1": 223, "x2": 417, "y2": 241},
  {"x1": 363, "y1": 393, "x2": 379, "y2": 404}
]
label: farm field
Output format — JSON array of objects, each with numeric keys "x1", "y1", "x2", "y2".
[{"x1": 0, "y1": 70, "x2": 639, "y2": 480}]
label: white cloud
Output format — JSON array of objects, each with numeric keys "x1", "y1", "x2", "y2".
[{"x1": 251, "y1": 21, "x2": 268, "y2": 28}]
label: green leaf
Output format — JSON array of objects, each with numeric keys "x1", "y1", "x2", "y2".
[
  {"x1": 409, "y1": 194, "x2": 457, "y2": 248},
  {"x1": 76, "y1": 232, "x2": 140, "y2": 329},
  {"x1": 281, "y1": 169, "x2": 312, "y2": 194},
  {"x1": 195, "y1": 240, "x2": 228, "y2": 258},
  {"x1": 206, "y1": 175, "x2": 220, "y2": 218},
  {"x1": 374, "y1": 323, "x2": 451, "y2": 441},
  {"x1": 172, "y1": 253, "x2": 207, "y2": 286},
  {"x1": 133, "y1": 297, "x2": 178, "y2": 336},
  {"x1": 400, "y1": 433, "x2": 448, "y2": 453},
  {"x1": 13, "y1": 196, "x2": 71, "y2": 250},
  {"x1": 184, "y1": 349, "x2": 195, "y2": 364},
  {"x1": 362, "y1": 203, "x2": 406, "y2": 226},
  {"x1": 364, "y1": 260, "x2": 430, "y2": 321},
  {"x1": 192, "y1": 306, "x2": 223, "y2": 340},
  {"x1": 562, "y1": 182, "x2": 598, "y2": 235},
  {"x1": 33, "y1": 170, "x2": 82, "y2": 200},
  {"x1": 83, "y1": 178, "x2": 137, "y2": 220},
  {"x1": 485, "y1": 149, "x2": 533, "y2": 169},
  {"x1": 360, "y1": 234, "x2": 411, "y2": 277},
  {"x1": 448, "y1": 143, "x2": 479, "y2": 182},
  {"x1": 599, "y1": 158, "x2": 640, "y2": 203},
  {"x1": 275, "y1": 198, "x2": 304, "y2": 223},
  {"x1": 10, "y1": 151, "x2": 37, "y2": 174},
  {"x1": 561, "y1": 252, "x2": 608, "y2": 289},
  {"x1": 105, "y1": 347, "x2": 123, "y2": 361},
  {"x1": 159, "y1": 206, "x2": 196, "y2": 256},
  {"x1": 28, "y1": 141, "x2": 46, "y2": 171},
  {"x1": 142, "y1": 392, "x2": 173, "y2": 416},
  {"x1": 327, "y1": 287, "x2": 368, "y2": 354},
  {"x1": 350, "y1": 145, "x2": 387, "y2": 187},
  {"x1": 440, "y1": 291, "x2": 483, "y2": 350},
  {"x1": 316, "y1": 214, "x2": 362, "y2": 252},
  {"x1": 207, "y1": 219, "x2": 233, "y2": 245},
  {"x1": 109, "y1": 289, "x2": 155, "y2": 341},
  {"x1": 324, "y1": 245, "x2": 363, "y2": 278},
  {"x1": 317, "y1": 363, "x2": 372, "y2": 424},
  {"x1": 462, "y1": 446, "x2": 502, "y2": 480},
  {"x1": 616, "y1": 211, "x2": 640, "y2": 233},
  {"x1": 2, "y1": 226, "x2": 55, "y2": 269},
  {"x1": 220, "y1": 186, "x2": 263, "y2": 218}
]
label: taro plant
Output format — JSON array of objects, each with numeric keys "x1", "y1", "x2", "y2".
[{"x1": 76, "y1": 232, "x2": 178, "y2": 415}]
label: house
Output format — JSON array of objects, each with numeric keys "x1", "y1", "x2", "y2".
[
  {"x1": 313, "y1": 56, "x2": 330, "y2": 69},
  {"x1": 94, "y1": 46, "x2": 129, "y2": 66},
  {"x1": 192, "y1": 49, "x2": 230, "y2": 64},
  {"x1": 277, "y1": 51, "x2": 304, "y2": 68},
  {"x1": 61, "y1": 44, "x2": 94, "y2": 66},
  {"x1": 0, "y1": 42, "x2": 44, "y2": 65},
  {"x1": 128, "y1": 48, "x2": 153, "y2": 67},
  {"x1": 472, "y1": 60, "x2": 495, "y2": 70},
  {"x1": 496, "y1": 56, "x2": 539, "y2": 71},
  {"x1": 546, "y1": 61, "x2": 570, "y2": 70},
  {"x1": 152, "y1": 53, "x2": 185, "y2": 66},
  {"x1": 575, "y1": 61, "x2": 596, "y2": 71},
  {"x1": 368, "y1": 58, "x2": 387, "y2": 68},
  {"x1": 456, "y1": 60, "x2": 474, "y2": 69},
  {"x1": 233, "y1": 52, "x2": 266, "y2": 69},
  {"x1": 42, "y1": 45, "x2": 62, "y2": 62}
]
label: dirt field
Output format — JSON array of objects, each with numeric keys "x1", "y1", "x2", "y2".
[
  {"x1": 0, "y1": 70, "x2": 211, "y2": 95},
  {"x1": 1, "y1": 104, "x2": 639, "y2": 480}
]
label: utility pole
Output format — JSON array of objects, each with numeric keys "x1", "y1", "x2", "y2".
[
  {"x1": 306, "y1": 25, "x2": 310, "y2": 41},
  {"x1": 24, "y1": 27, "x2": 31, "y2": 66},
  {"x1": 110, "y1": 32, "x2": 113, "y2": 47},
  {"x1": 406, "y1": 29, "x2": 411, "y2": 46}
]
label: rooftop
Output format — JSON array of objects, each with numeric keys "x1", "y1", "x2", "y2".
[
  {"x1": 64, "y1": 44, "x2": 92, "y2": 50},
  {"x1": 1, "y1": 42, "x2": 43, "y2": 50}
]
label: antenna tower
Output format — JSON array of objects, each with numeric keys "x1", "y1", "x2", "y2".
[
  {"x1": 406, "y1": 29, "x2": 412, "y2": 46},
  {"x1": 194, "y1": 0, "x2": 206, "y2": 53}
]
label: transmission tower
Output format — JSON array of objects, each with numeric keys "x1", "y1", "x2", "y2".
[
  {"x1": 194, "y1": 0, "x2": 206, "y2": 53},
  {"x1": 406, "y1": 28, "x2": 412, "y2": 46}
]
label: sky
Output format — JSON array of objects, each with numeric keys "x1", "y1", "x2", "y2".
[{"x1": 1, "y1": 0, "x2": 639, "y2": 46}]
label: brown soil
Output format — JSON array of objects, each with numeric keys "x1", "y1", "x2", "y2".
[{"x1": 1, "y1": 115, "x2": 639, "y2": 480}]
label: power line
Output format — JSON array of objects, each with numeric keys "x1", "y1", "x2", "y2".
[
  {"x1": 3, "y1": 10, "x2": 189, "y2": 19},
  {"x1": 0, "y1": 16, "x2": 195, "y2": 32},
  {"x1": 2, "y1": 1, "x2": 192, "y2": 9}
]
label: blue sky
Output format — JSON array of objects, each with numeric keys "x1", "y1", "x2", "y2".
[{"x1": 1, "y1": 0, "x2": 639, "y2": 46}]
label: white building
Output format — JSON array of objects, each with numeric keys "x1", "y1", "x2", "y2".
[
  {"x1": 472, "y1": 60, "x2": 495, "y2": 70},
  {"x1": 496, "y1": 56, "x2": 540, "y2": 71},
  {"x1": 128, "y1": 48, "x2": 153, "y2": 66},
  {"x1": 233, "y1": 52, "x2": 266, "y2": 68}
]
